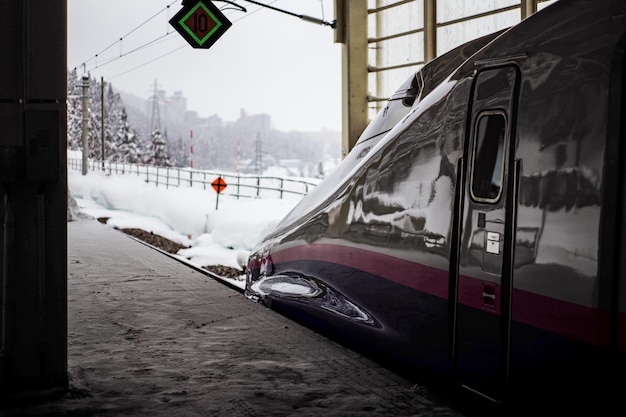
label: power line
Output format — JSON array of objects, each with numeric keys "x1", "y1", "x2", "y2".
[
  {"x1": 76, "y1": 0, "x2": 180, "y2": 71},
  {"x1": 108, "y1": 44, "x2": 187, "y2": 81},
  {"x1": 74, "y1": 0, "x2": 253, "y2": 76},
  {"x1": 73, "y1": 0, "x2": 286, "y2": 81},
  {"x1": 104, "y1": 0, "x2": 282, "y2": 80},
  {"x1": 240, "y1": 0, "x2": 334, "y2": 27},
  {"x1": 85, "y1": 32, "x2": 176, "y2": 73}
]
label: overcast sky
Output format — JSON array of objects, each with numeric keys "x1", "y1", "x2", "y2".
[{"x1": 67, "y1": 0, "x2": 342, "y2": 132}]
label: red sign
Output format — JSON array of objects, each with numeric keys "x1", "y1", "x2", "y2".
[
  {"x1": 169, "y1": 1, "x2": 232, "y2": 50},
  {"x1": 212, "y1": 177, "x2": 227, "y2": 194},
  {"x1": 183, "y1": 6, "x2": 219, "y2": 40}
]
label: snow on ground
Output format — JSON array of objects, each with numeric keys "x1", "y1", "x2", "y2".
[{"x1": 68, "y1": 167, "x2": 304, "y2": 288}]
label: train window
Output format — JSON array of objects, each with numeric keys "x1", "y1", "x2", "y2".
[
  {"x1": 470, "y1": 111, "x2": 506, "y2": 203},
  {"x1": 356, "y1": 73, "x2": 421, "y2": 146}
]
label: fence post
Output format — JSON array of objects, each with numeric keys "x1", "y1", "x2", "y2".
[
  {"x1": 256, "y1": 176, "x2": 261, "y2": 198},
  {"x1": 280, "y1": 178, "x2": 284, "y2": 199}
]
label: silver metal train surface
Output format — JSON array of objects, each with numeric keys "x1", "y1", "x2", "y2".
[{"x1": 245, "y1": 0, "x2": 626, "y2": 411}]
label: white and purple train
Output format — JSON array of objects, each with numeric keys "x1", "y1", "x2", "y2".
[{"x1": 245, "y1": 0, "x2": 626, "y2": 411}]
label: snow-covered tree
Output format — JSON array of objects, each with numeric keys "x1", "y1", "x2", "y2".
[
  {"x1": 170, "y1": 136, "x2": 189, "y2": 168},
  {"x1": 67, "y1": 69, "x2": 87, "y2": 151},
  {"x1": 114, "y1": 109, "x2": 142, "y2": 164},
  {"x1": 104, "y1": 84, "x2": 143, "y2": 163},
  {"x1": 67, "y1": 71, "x2": 149, "y2": 164},
  {"x1": 146, "y1": 128, "x2": 171, "y2": 167},
  {"x1": 67, "y1": 71, "x2": 341, "y2": 172}
]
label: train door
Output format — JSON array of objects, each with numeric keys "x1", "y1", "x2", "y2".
[{"x1": 452, "y1": 65, "x2": 520, "y2": 402}]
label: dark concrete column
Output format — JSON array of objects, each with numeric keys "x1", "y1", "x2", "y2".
[{"x1": 0, "y1": 0, "x2": 68, "y2": 398}]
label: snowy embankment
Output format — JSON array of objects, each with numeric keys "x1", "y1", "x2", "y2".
[{"x1": 68, "y1": 168, "x2": 304, "y2": 286}]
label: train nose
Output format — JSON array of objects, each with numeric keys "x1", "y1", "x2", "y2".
[{"x1": 245, "y1": 250, "x2": 274, "y2": 285}]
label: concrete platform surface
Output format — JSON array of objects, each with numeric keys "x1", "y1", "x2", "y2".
[{"x1": 1, "y1": 218, "x2": 468, "y2": 417}]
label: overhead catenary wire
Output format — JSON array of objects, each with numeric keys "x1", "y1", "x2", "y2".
[
  {"x1": 74, "y1": 0, "x2": 325, "y2": 81},
  {"x1": 240, "y1": 0, "x2": 335, "y2": 27},
  {"x1": 77, "y1": 0, "x2": 180, "y2": 71},
  {"x1": 73, "y1": 0, "x2": 274, "y2": 76},
  {"x1": 84, "y1": 32, "x2": 176, "y2": 74},
  {"x1": 109, "y1": 0, "x2": 283, "y2": 80},
  {"x1": 108, "y1": 44, "x2": 187, "y2": 80}
]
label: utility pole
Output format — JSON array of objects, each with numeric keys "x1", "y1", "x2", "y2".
[
  {"x1": 150, "y1": 79, "x2": 161, "y2": 165},
  {"x1": 189, "y1": 130, "x2": 194, "y2": 169},
  {"x1": 101, "y1": 77, "x2": 105, "y2": 172},
  {"x1": 81, "y1": 75, "x2": 89, "y2": 175},
  {"x1": 255, "y1": 132, "x2": 262, "y2": 174}
]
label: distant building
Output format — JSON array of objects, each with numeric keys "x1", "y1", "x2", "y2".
[
  {"x1": 168, "y1": 91, "x2": 187, "y2": 121},
  {"x1": 235, "y1": 108, "x2": 271, "y2": 133}
]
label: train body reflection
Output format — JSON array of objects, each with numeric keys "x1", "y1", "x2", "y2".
[{"x1": 245, "y1": 0, "x2": 626, "y2": 410}]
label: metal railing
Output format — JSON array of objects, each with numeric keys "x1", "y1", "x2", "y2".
[{"x1": 68, "y1": 158, "x2": 320, "y2": 200}]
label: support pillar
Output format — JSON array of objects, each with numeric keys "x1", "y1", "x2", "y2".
[
  {"x1": 335, "y1": 0, "x2": 368, "y2": 158},
  {"x1": 424, "y1": 0, "x2": 437, "y2": 63},
  {"x1": 0, "y1": 0, "x2": 68, "y2": 399},
  {"x1": 521, "y1": 0, "x2": 537, "y2": 19}
]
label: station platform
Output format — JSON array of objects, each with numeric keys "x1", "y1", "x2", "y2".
[{"x1": 2, "y1": 218, "x2": 468, "y2": 417}]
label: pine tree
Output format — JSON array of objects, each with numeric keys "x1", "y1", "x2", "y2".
[
  {"x1": 105, "y1": 83, "x2": 141, "y2": 163},
  {"x1": 67, "y1": 71, "x2": 149, "y2": 164},
  {"x1": 86, "y1": 76, "x2": 100, "y2": 161},
  {"x1": 66, "y1": 69, "x2": 85, "y2": 151},
  {"x1": 170, "y1": 136, "x2": 189, "y2": 168},
  {"x1": 148, "y1": 128, "x2": 171, "y2": 167},
  {"x1": 115, "y1": 108, "x2": 142, "y2": 164}
]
